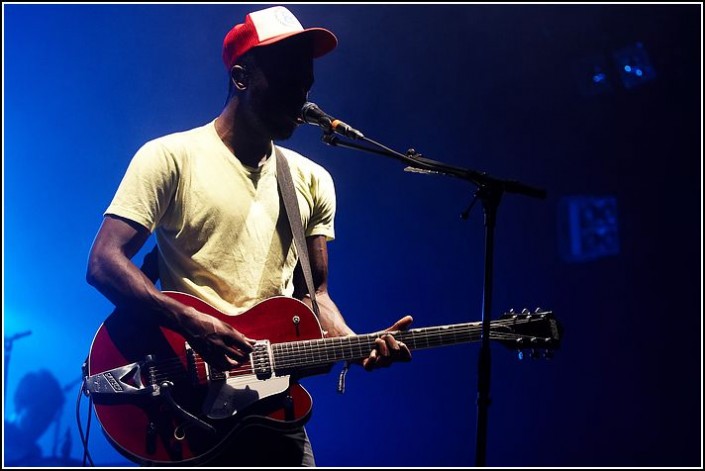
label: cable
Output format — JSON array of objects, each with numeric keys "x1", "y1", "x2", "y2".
[{"x1": 75, "y1": 381, "x2": 95, "y2": 467}]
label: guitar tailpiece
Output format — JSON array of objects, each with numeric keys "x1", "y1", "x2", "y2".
[
  {"x1": 337, "y1": 361, "x2": 349, "y2": 394},
  {"x1": 81, "y1": 358, "x2": 91, "y2": 397}
]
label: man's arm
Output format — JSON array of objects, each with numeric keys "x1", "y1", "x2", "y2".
[
  {"x1": 86, "y1": 215, "x2": 254, "y2": 370},
  {"x1": 295, "y1": 235, "x2": 412, "y2": 370}
]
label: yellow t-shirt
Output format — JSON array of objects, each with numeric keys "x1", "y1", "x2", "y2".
[{"x1": 105, "y1": 120, "x2": 336, "y2": 315}]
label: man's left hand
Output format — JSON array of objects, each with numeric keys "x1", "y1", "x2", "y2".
[{"x1": 362, "y1": 315, "x2": 413, "y2": 371}]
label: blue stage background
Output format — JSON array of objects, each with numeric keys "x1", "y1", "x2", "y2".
[{"x1": 3, "y1": 4, "x2": 701, "y2": 467}]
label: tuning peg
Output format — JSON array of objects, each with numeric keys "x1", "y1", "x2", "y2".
[
  {"x1": 521, "y1": 308, "x2": 530, "y2": 315},
  {"x1": 530, "y1": 349, "x2": 541, "y2": 360},
  {"x1": 543, "y1": 350, "x2": 554, "y2": 360}
]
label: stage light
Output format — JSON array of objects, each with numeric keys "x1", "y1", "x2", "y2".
[
  {"x1": 572, "y1": 54, "x2": 614, "y2": 97},
  {"x1": 558, "y1": 195, "x2": 620, "y2": 262},
  {"x1": 612, "y1": 42, "x2": 656, "y2": 89}
]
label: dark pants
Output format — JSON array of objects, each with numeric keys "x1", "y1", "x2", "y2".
[{"x1": 201, "y1": 426, "x2": 315, "y2": 467}]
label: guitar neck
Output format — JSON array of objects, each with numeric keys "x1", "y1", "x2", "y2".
[{"x1": 271, "y1": 321, "x2": 495, "y2": 373}]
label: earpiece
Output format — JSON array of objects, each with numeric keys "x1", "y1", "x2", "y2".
[{"x1": 231, "y1": 65, "x2": 248, "y2": 91}]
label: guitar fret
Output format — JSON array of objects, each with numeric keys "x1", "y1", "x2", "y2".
[{"x1": 305, "y1": 340, "x2": 312, "y2": 363}]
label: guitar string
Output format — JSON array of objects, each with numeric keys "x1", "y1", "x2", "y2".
[
  {"x1": 141, "y1": 318, "x2": 550, "y2": 383},
  {"x1": 147, "y1": 333, "x2": 526, "y2": 382},
  {"x1": 146, "y1": 331, "x2": 531, "y2": 386},
  {"x1": 147, "y1": 319, "x2": 540, "y2": 375},
  {"x1": 146, "y1": 330, "x2": 538, "y2": 384},
  {"x1": 264, "y1": 318, "x2": 547, "y2": 370},
  {"x1": 146, "y1": 320, "x2": 544, "y2": 377}
]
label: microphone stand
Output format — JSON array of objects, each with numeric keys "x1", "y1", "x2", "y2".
[{"x1": 319, "y1": 131, "x2": 546, "y2": 466}]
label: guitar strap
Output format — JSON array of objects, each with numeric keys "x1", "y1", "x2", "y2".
[{"x1": 275, "y1": 146, "x2": 321, "y2": 320}]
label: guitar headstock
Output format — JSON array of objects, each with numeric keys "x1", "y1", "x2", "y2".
[{"x1": 491, "y1": 308, "x2": 562, "y2": 360}]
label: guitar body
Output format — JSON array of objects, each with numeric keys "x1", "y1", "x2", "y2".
[{"x1": 87, "y1": 292, "x2": 324, "y2": 466}]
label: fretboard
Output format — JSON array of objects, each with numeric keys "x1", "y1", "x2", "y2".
[{"x1": 270, "y1": 320, "x2": 518, "y2": 373}]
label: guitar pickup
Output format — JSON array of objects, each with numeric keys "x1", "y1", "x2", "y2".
[
  {"x1": 84, "y1": 357, "x2": 159, "y2": 397},
  {"x1": 252, "y1": 340, "x2": 273, "y2": 379}
]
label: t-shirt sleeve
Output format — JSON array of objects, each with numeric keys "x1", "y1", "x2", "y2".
[
  {"x1": 307, "y1": 166, "x2": 336, "y2": 241},
  {"x1": 104, "y1": 139, "x2": 178, "y2": 232}
]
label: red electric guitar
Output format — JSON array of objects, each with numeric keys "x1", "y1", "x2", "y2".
[{"x1": 85, "y1": 291, "x2": 560, "y2": 465}]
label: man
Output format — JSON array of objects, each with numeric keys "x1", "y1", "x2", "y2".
[{"x1": 87, "y1": 6, "x2": 412, "y2": 466}]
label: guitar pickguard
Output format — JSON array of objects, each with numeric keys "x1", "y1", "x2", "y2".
[{"x1": 203, "y1": 374, "x2": 290, "y2": 419}]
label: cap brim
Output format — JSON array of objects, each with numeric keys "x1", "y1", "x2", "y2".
[{"x1": 257, "y1": 27, "x2": 338, "y2": 58}]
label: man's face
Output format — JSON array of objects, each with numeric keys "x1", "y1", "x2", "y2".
[{"x1": 244, "y1": 37, "x2": 314, "y2": 140}]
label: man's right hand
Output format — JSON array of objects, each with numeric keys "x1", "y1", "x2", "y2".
[
  {"x1": 178, "y1": 307, "x2": 255, "y2": 372},
  {"x1": 86, "y1": 215, "x2": 255, "y2": 372}
]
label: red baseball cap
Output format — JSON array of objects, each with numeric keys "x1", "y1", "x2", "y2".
[{"x1": 222, "y1": 6, "x2": 338, "y2": 71}]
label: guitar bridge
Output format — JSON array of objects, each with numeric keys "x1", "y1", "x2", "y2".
[{"x1": 84, "y1": 355, "x2": 159, "y2": 396}]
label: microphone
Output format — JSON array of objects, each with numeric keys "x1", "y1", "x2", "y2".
[{"x1": 300, "y1": 102, "x2": 365, "y2": 140}]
